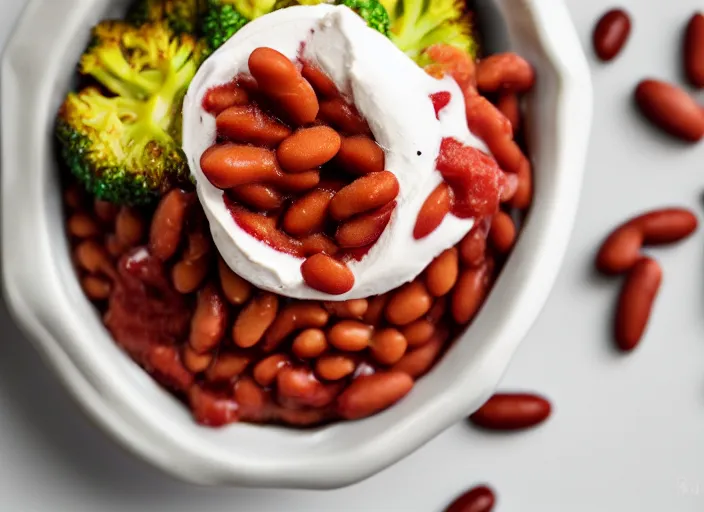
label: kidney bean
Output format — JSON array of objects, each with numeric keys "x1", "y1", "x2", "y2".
[
  {"x1": 496, "y1": 93, "x2": 521, "y2": 133},
  {"x1": 508, "y1": 158, "x2": 533, "y2": 210},
  {"x1": 444, "y1": 485, "x2": 496, "y2": 512},
  {"x1": 205, "y1": 353, "x2": 252, "y2": 382},
  {"x1": 292, "y1": 328, "x2": 328, "y2": 359},
  {"x1": 452, "y1": 264, "x2": 490, "y2": 324},
  {"x1": 282, "y1": 188, "x2": 335, "y2": 237},
  {"x1": 253, "y1": 354, "x2": 291, "y2": 387},
  {"x1": 149, "y1": 189, "x2": 190, "y2": 261},
  {"x1": 489, "y1": 211, "x2": 517, "y2": 253},
  {"x1": 335, "y1": 200, "x2": 395, "y2": 248},
  {"x1": 337, "y1": 371, "x2": 414, "y2": 420},
  {"x1": 328, "y1": 320, "x2": 373, "y2": 351},
  {"x1": 189, "y1": 386, "x2": 238, "y2": 427},
  {"x1": 301, "y1": 62, "x2": 339, "y2": 98},
  {"x1": 685, "y1": 13, "x2": 704, "y2": 88},
  {"x1": 316, "y1": 354, "x2": 357, "y2": 381},
  {"x1": 200, "y1": 143, "x2": 282, "y2": 189},
  {"x1": 67, "y1": 213, "x2": 100, "y2": 238},
  {"x1": 464, "y1": 88, "x2": 513, "y2": 143},
  {"x1": 233, "y1": 292, "x2": 279, "y2": 348},
  {"x1": 634, "y1": 79, "x2": 704, "y2": 142},
  {"x1": 414, "y1": 182, "x2": 452, "y2": 239},
  {"x1": 217, "y1": 258, "x2": 253, "y2": 305},
  {"x1": 427, "y1": 295, "x2": 448, "y2": 324},
  {"x1": 75, "y1": 240, "x2": 114, "y2": 277},
  {"x1": 189, "y1": 283, "x2": 228, "y2": 353},
  {"x1": 335, "y1": 136, "x2": 385, "y2": 175},
  {"x1": 318, "y1": 97, "x2": 371, "y2": 135},
  {"x1": 459, "y1": 219, "x2": 490, "y2": 267},
  {"x1": 172, "y1": 258, "x2": 209, "y2": 294},
  {"x1": 216, "y1": 105, "x2": 291, "y2": 147},
  {"x1": 63, "y1": 185, "x2": 86, "y2": 211},
  {"x1": 401, "y1": 320, "x2": 435, "y2": 347},
  {"x1": 146, "y1": 346, "x2": 194, "y2": 392},
  {"x1": 499, "y1": 171, "x2": 519, "y2": 203},
  {"x1": 277, "y1": 126, "x2": 342, "y2": 173},
  {"x1": 392, "y1": 328, "x2": 446, "y2": 378},
  {"x1": 476, "y1": 53, "x2": 535, "y2": 93},
  {"x1": 233, "y1": 377, "x2": 267, "y2": 412},
  {"x1": 202, "y1": 81, "x2": 249, "y2": 115},
  {"x1": 592, "y1": 9, "x2": 632, "y2": 62},
  {"x1": 301, "y1": 233, "x2": 340, "y2": 256},
  {"x1": 596, "y1": 225, "x2": 643, "y2": 275},
  {"x1": 423, "y1": 44, "x2": 477, "y2": 92},
  {"x1": 263, "y1": 303, "x2": 329, "y2": 351},
  {"x1": 426, "y1": 247, "x2": 459, "y2": 297},
  {"x1": 370, "y1": 328, "x2": 408, "y2": 365},
  {"x1": 386, "y1": 281, "x2": 433, "y2": 326},
  {"x1": 80, "y1": 275, "x2": 112, "y2": 300},
  {"x1": 486, "y1": 134, "x2": 525, "y2": 175},
  {"x1": 115, "y1": 207, "x2": 145, "y2": 247},
  {"x1": 229, "y1": 184, "x2": 284, "y2": 212},
  {"x1": 182, "y1": 226, "x2": 211, "y2": 263},
  {"x1": 469, "y1": 392, "x2": 552, "y2": 431},
  {"x1": 363, "y1": 294, "x2": 389, "y2": 325},
  {"x1": 93, "y1": 199, "x2": 119, "y2": 224},
  {"x1": 275, "y1": 169, "x2": 321, "y2": 193},
  {"x1": 301, "y1": 254, "x2": 355, "y2": 295},
  {"x1": 329, "y1": 171, "x2": 399, "y2": 221},
  {"x1": 277, "y1": 367, "x2": 338, "y2": 408},
  {"x1": 278, "y1": 408, "x2": 330, "y2": 427},
  {"x1": 182, "y1": 346, "x2": 213, "y2": 374},
  {"x1": 615, "y1": 257, "x2": 662, "y2": 351},
  {"x1": 248, "y1": 47, "x2": 319, "y2": 125},
  {"x1": 323, "y1": 299, "x2": 369, "y2": 319}
]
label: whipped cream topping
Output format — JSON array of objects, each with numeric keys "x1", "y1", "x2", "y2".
[{"x1": 182, "y1": 4, "x2": 488, "y2": 300}]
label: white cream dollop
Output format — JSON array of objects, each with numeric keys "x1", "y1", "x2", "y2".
[{"x1": 182, "y1": 4, "x2": 488, "y2": 300}]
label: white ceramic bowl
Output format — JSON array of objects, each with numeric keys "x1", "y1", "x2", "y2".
[{"x1": 1, "y1": 0, "x2": 592, "y2": 489}]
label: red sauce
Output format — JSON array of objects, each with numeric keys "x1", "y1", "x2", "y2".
[{"x1": 430, "y1": 91, "x2": 452, "y2": 119}]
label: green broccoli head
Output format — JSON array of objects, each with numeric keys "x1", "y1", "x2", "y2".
[
  {"x1": 383, "y1": 0, "x2": 477, "y2": 63},
  {"x1": 57, "y1": 20, "x2": 202, "y2": 205},
  {"x1": 200, "y1": 0, "x2": 249, "y2": 52},
  {"x1": 127, "y1": 0, "x2": 204, "y2": 34},
  {"x1": 337, "y1": 0, "x2": 390, "y2": 36}
]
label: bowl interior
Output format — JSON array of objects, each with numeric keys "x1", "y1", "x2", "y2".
[{"x1": 1, "y1": 0, "x2": 591, "y2": 489}]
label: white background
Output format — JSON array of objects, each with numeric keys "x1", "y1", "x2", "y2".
[{"x1": 2, "y1": 0, "x2": 704, "y2": 510}]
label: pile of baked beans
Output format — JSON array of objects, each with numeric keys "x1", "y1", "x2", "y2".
[{"x1": 63, "y1": 44, "x2": 535, "y2": 428}]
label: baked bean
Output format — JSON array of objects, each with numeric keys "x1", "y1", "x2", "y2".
[
  {"x1": 229, "y1": 184, "x2": 284, "y2": 211},
  {"x1": 316, "y1": 355, "x2": 357, "y2": 381},
  {"x1": 508, "y1": 158, "x2": 532, "y2": 210},
  {"x1": 149, "y1": 189, "x2": 190, "y2": 261},
  {"x1": 64, "y1": 185, "x2": 86, "y2": 211},
  {"x1": 146, "y1": 346, "x2": 194, "y2": 392},
  {"x1": 105, "y1": 234, "x2": 125, "y2": 258},
  {"x1": 452, "y1": 264, "x2": 490, "y2": 324},
  {"x1": 634, "y1": 79, "x2": 704, "y2": 142},
  {"x1": 335, "y1": 136, "x2": 385, "y2": 175},
  {"x1": 414, "y1": 182, "x2": 452, "y2": 239},
  {"x1": 459, "y1": 219, "x2": 489, "y2": 267},
  {"x1": 277, "y1": 408, "x2": 330, "y2": 427},
  {"x1": 248, "y1": 47, "x2": 319, "y2": 125},
  {"x1": 292, "y1": 329, "x2": 328, "y2": 359},
  {"x1": 392, "y1": 328, "x2": 446, "y2": 378},
  {"x1": 402, "y1": 320, "x2": 435, "y2": 347},
  {"x1": 115, "y1": 207, "x2": 145, "y2": 247},
  {"x1": 218, "y1": 258, "x2": 253, "y2": 305},
  {"x1": 469, "y1": 392, "x2": 552, "y2": 431},
  {"x1": 464, "y1": 88, "x2": 513, "y2": 142},
  {"x1": 444, "y1": 485, "x2": 496, "y2": 512},
  {"x1": 182, "y1": 226, "x2": 211, "y2": 263},
  {"x1": 93, "y1": 199, "x2": 119, "y2": 224},
  {"x1": 685, "y1": 13, "x2": 704, "y2": 88},
  {"x1": 263, "y1": 302, "x2": 329, "y2": 351},
  {"x1": 496, "y1": 93, "x2": 521, "y2": 133},
  {"x1": 233, "y1": 292, "x2": 279, "y2": 348},
  {"x1": 593, "y1": 9, "x2": 632, "y2": 62},
  {"x1": 301, "y1": 62, "x2": 338, "y2": 98},
  {"x1": 200, "y1": 143, "x2": 282, "y2": 189},
  {"x1": 189, "y1": 283, "x2": 228, "y2": 353},
  {"x1": 276, "y1": 367, "x2": 339, "y2": 408},
  {"x1": 233, "y1": 377, "x2": 267, "y2": 411},
  {"x1": 75, "y1": 240, "x2": 113, "y2": 277},
  {"x1": 427, "y1": 295, "x2": 448, "y2": 324},
  {"x1": 282, "y1": 188, "x2": 335, "y2": 237},
  {"x1": 323, "y1": 299, "x2": 369, "y2": 319},
  {"x1": 172, "y1": 258, "x2": 209, "y2": 294},
  {"x1": 301, "y1": 233, "x2": 339, "y2": 256},
  {"x1": 182, "y1": 346, "x2": 213, "y2": 373},
  {"x1": 80, "y1": 275, "x2": 111, "y2": 300},
  {"x1": 189, "y1": 385, "x2": 238, "y2": 427},
  {"x1": 328, "y1": 320, "x2": 373, "y2": 351},
  {"x1": 499, "y1": 171, "x2": 519, "y2": 203},
  {"x1": 335, "y1": 200, "x2": 395, "y2": 248},
  {"x1": 615, "y1": 257, "x2": 662, "y2": 352},
  {"x1": 386, "y1": 281, "x2": 433, "y2": 326},
  {"x1": 363, "y1": 294, "x2": 389, "y2": 325},
  {"x1": 370, "y1": 328, "x2": 408, "y2": 365},
  {"x1": 337, "y1": 372, "x2": 414, "y2": 420},
  {"x1": 277, "y1": 126, "x2": 341, "y2": 173},
  {"x1": 426, "y1": 247, "x2": 459, "y2": 297},
  {"x1": 275, "y1": 169, "x2": 321, "y2": 193},
  {"x1": 486, "y1": 134, "x2": 525, "y2": 175},
  {"x1": 67, "y1": 213, "x2": 100, "y2": 238},
  {"x1": 329, "y1": 171, "x2": 399, "y2": 221},
  {"x1": 253, "y1": 354, "x2": 291, "y2": 386},
  {"x1": 476, "y1": 53, "x2": 535, "y2": 93},
  {"x1": 206, "y1": 353, "x2": 251, "y2": 382},
  {"x1": 216, "y1": 105, "x2": 291, "y2": 147},
  {"x1": 202, "y1": 81, "x2": 249, "y2": 115},
  {"x1": 489, "y1": 211, "x2": 517, "y2": 253},
  {"x1": 301, "y1": 254, "x2": 355, "y2": 295},
  {"x1": 423, "y1": 43, "x2": 476, "y2": 92},
  {"x1": 318, "y1": 97, "x2": 371, "y2": 135}
]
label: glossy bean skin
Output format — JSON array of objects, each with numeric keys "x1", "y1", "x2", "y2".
[
  {"x1": 282, "y1": 188, "x2": 335, "y2": 237},
  {"x1": 476, "y1": 53, "x2": 535, "y2": 93},
  {"x1": 172, "y1": 258, "x2": 209, "y2": 294},
  {"x1": 301, "y1": 62, "x2": 338, "y2": 98},
  {"x1": 414, "y1": 183, "x2": 452, "y2": 239},
  {"x1": 324, "y1": 299, "x2": 368, "y2": 319},
  {"x1": 253, "y1": 354, "x2": 291, "y2": 387},
  {"x1": 592, "y1": 9, "x2": 632, "y2": 61},
  {"x1": 218, "y1": 258, "x2": 253, "y2": 305},
  {"x1": 67, "y1": 213, "x2": 100, "y2": 238},
  {"x1": 370, "y1": 328, "x2": 408, "y2": 365},
  {"x1": 489, "y1": 211, "x2": 517, "y2": 253},
  {"x1": 685, "y1": 13, "x2": 704, "y2": 88},
  {"x1": 496, "y1": 93, "x2": 521, "y2": 133},
  {"x1": 216, "y1": 105, "x2": 291, "y2": 147},
  {"x1": 233, "y1": 293, "x2": 279, "y2": 348},
  {"x1": 634, "y1": 79, "x2": 704, "y2": 142},
  {"x1": 228, "y1": 184, "x2": 284, "y2": 212},
  {"x1": 385, "y1": 281, "x2": 433, "y2": 326},
  {"x1": 452, "y1": 264, "x2": 490, "y2": 324},
  {"x1": 301, "y1": 254, "x2": 355, "y2": 295},
  {"x1": 200, "y1": 144, "x2": 282, "y2": 189},
  {"x1": 402, "y1": 320, "x2": 435, "y2": 347},
  {"x1": 469, "y1": 393, "x2": 552, "y2": 431},
  {"x1": 292, "y1": 329, "x2": 328, "y2": 359},
  {"x1": 335, "y1": 201, "x2": 395, "y2": 248},
  {"x1": 115, "y1": 207, "x2": 145, "y2": 247},
  {"x1": 337, "y1": 372, "x2": 414, "y2": 420},
  {"x1": 615, "y1": 257, "x2": 662, "y2": 351},
  {"x1": 263, "y1": 303, "x2": 330, "y2": 351},
  {"x1": 392, "y1": 328, "x2": 446, "y2": 378},
  {"x1": 317, "y1": 98, "x2": 371, "y2": 135},
  {"x1": 149, "y1": 189, "x2": 191, "y2": 261},
  {"x1": 329, "y1": 171, "x2": 399, "y2": 221},
  {"x1": 444, "y1": 485, "x2": 496, "y2": 512},
  {"x1": 328, "y1": 320, "x2": 372, "y2": 351},
  {"x1": 81, "y1": 275, "x2": 112, "y2": 300},
  {"x1": 189, "y1": 283, "x2": 228, "y2": 354},
  {"x1": 316, "y1": 355, "x2": 357, "y2": 381},
  {"x1": 277, "y1": 126, "x2": 342, "y2": 173},
  {"x1": 202, "y1": 81, "x2": 249, "y2": 115},
  {"x1": 335, "y1": 136, "x2": 385, "y2": 175},
  {"x1": 426, "y1": 248, "x2": 459, "y2": 297}
]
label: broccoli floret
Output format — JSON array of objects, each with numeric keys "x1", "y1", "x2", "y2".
[
  {"x1": 384, "y1": 0, "x2": 477, "y2": 63},
  {"x1": 200, "y1": 0, "x2": 249, "y2": 52},
  {"x1": 273, "y1": 0, "x2": 328, "y2": 8},
  {"x1": 336, "y1": 0, "x2": 390, "y2": 36},
  {"x1": 56, "y1": 21, "x2": 202, "y2": 205},
  {"x1": 127, "y1": 0, "x2": 204, "y2": 34}
]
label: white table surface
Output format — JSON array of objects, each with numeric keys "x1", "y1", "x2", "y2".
[{"x1": 2, "y1": 0, "x2": 704, "y2": 510}]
